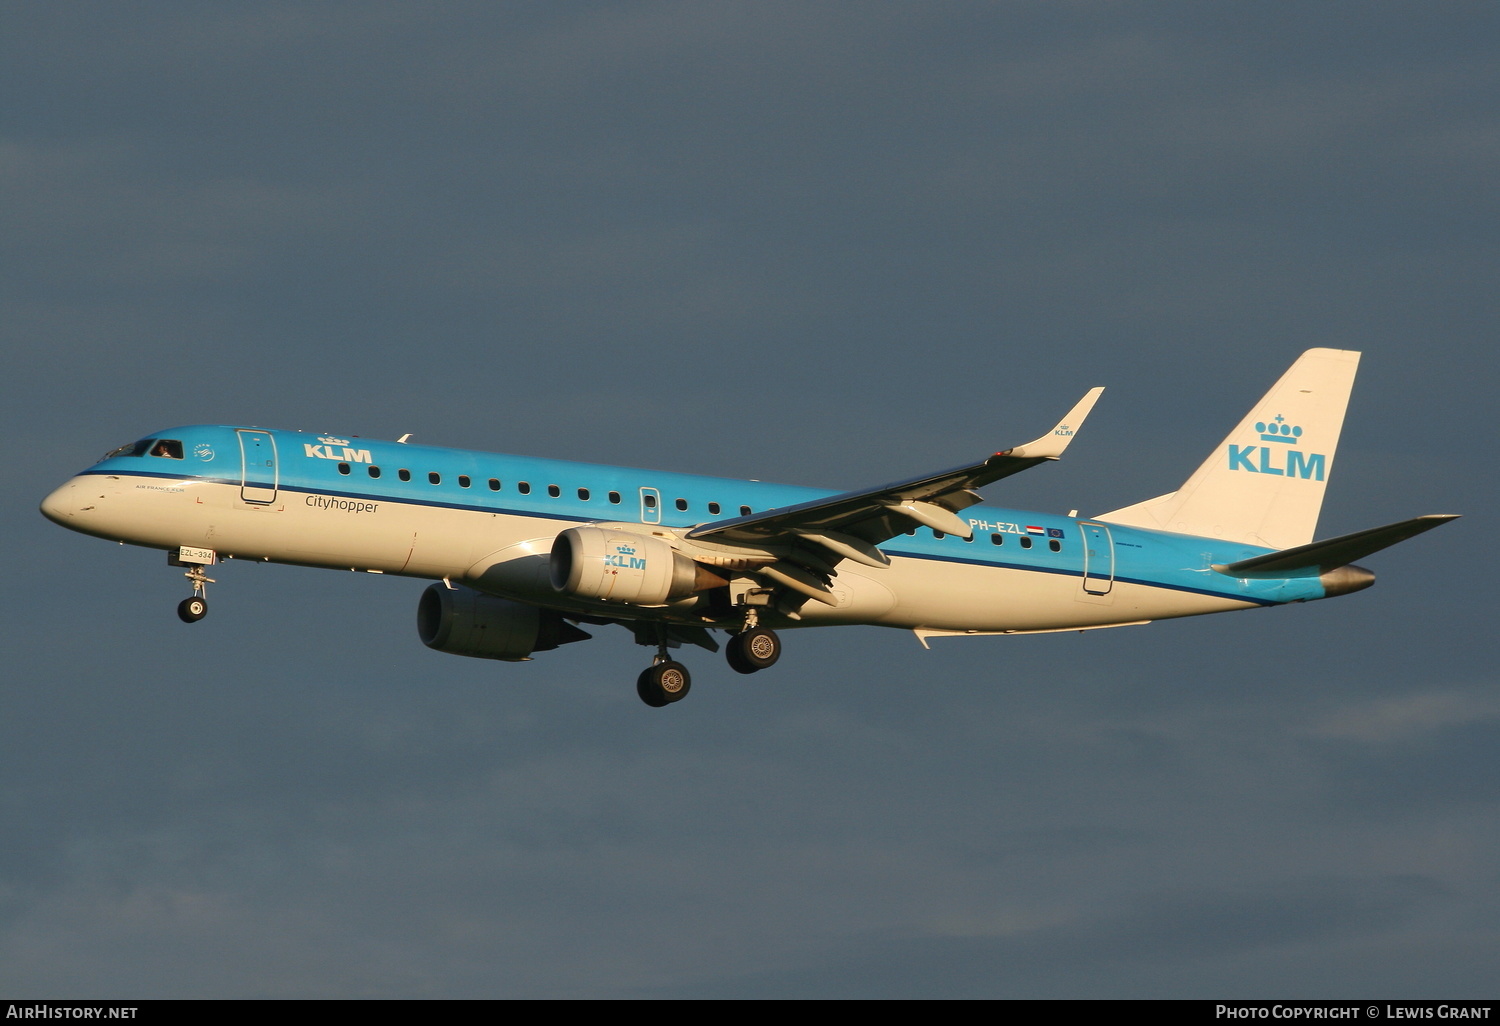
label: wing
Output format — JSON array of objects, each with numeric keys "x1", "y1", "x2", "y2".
[{"x1": 686, "y1": 388, "x2": 1104, "y2": 573}]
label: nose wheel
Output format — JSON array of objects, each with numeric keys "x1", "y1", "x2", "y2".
[{"x1": 177, "y1": 596, "x2": 208, "y2": 623}]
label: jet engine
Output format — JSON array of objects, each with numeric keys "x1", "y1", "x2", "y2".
[
  {"x1": 417, "y1": 583, "x2": 590, "y2": 662},
  {"x1": 550, "y1": 526, "x2": 724, "y2": 605}
]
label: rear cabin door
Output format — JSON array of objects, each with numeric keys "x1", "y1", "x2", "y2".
[{"x1": 1081, "y1": 522, "x2": 1115, "y2": 595}]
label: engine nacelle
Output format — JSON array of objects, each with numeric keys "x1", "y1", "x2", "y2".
[
  {"x1": 550, "y1": 526, "x2": 723, "y2": 605},
  {"x1": 417, "y1": 583, "x2": 590, "y2": 662}
]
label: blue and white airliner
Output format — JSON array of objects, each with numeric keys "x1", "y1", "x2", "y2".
[{"x1": 40, "y1": 349, "x2": 1455, "y2": 707}]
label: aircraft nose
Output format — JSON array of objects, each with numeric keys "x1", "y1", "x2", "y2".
[{"x1": 40, "y1": 478, "x2": 88, "y2": 527}]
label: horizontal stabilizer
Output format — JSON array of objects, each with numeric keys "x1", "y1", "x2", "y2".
[{"x1": 1213, "y1": 514, "x2": 1459, "y2": 578}]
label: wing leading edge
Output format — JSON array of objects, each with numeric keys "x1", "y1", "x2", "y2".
[{"x1": 686, "y1": 388, "x2": 1104, "y2": 564}]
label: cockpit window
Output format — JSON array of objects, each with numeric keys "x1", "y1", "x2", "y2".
[
  {"x1": 148, "y1": 439, "x2": 184, "y2": 459},
  {"x1": 101, "y1": 439, "x2": 153, "y2": 460}
]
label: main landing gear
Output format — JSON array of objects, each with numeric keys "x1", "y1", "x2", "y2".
[
  {"x1": 635, "y1": 622, "x2": 693, "y2": 707},
  {"x1": 636, "y1": 660, "x2": 691, "y2": 708},
  {"x1": 725, "y1": 626, "x2": 780, "y2": 674},
  {"x1": 634, "y1": 622, "x2": 783, "y2": 708}
]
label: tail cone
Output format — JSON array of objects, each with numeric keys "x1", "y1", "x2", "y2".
[{"x1": 1320, "y1": 564, "x2": 1375, "y2": 597}]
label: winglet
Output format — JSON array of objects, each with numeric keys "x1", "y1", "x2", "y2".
[{"x1": 1004, "y1": 387, "x2": 1104, "y2": 460}]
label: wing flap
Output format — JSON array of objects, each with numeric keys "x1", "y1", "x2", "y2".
[{"x1": 790, "y1": 528, "x2": 890, "y2": 568}]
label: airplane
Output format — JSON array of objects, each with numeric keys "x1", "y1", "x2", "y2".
[{"x1": 40, "y1": 348, "x2": 1456, "y2": 708}]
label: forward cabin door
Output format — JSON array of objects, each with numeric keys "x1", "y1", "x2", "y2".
[{"x1": 237, "y1": 429, "x2": 278, "y2": 504}]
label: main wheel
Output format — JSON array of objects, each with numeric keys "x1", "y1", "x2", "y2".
[
  {"x1": 727, "y1": 627, "x2": 779, "y2": 673},
  {"x1": 637, "y1": 661, "x2": 691, "y2": 707},
  {"x1": 636, "y1": 668, "x2": 670, "y2": 707},
  {"x1": 725, "y1": 639, "x2": 755, "y2": 674},
  {"x1": 655, "y1": 661, "x2": 691, "y2": 702},
  {"x1": 177, "y1": 597, "x2": 207, "y2": 623}
]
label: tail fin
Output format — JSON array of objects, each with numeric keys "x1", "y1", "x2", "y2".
[{"x1": 1097, "y1": 348, "x2": 1360, "y2": 549}]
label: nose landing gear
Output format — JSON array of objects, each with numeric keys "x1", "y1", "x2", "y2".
[{"x1": 170, "y1": 547, "x2": 216, "y2": 623}]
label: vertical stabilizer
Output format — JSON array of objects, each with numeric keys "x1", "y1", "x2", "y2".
[{"x1": 1097, "y1": 349, "x2": 1360, "y2": 549}]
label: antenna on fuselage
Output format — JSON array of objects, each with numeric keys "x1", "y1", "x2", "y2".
[{"x1": 397, "y1": 434, "x2": 412, "y2": 443}]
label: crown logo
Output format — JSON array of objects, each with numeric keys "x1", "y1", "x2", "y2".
[
  {"x1": 616, "y1": 544, "x2": 637, "y2": 555},
  {"x1": 318, "y1": 436, "x2": 350, "y2": 446},
  {"x1": 1255, "y1": 414, "x2": 1302, "y2": 444}
]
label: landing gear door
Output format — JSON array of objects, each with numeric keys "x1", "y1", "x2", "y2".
[
  {"x1": 1081, "y1": 523, "x2": 1115, "y2": 595},
  {"x1": 238, "y1": 429, "x2": 278, "y2": 504}
]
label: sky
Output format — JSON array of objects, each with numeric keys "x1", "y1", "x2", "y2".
[{"x1": 2, "y1": 1, "x2": 1495, "y2": 998}]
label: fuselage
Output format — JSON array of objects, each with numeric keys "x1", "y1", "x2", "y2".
[{"x1": 40, "y1": 425, "x2": 1333, "y2": 636}]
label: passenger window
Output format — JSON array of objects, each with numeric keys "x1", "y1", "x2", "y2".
[
  {"x1": 518, "y1": 482, "x2": 531, "y2": 495},
  {"x1": 578, "y1": 488, "x2": 590, "y2": 501},
  {"x1": 608, "y1": 491, "x2": 621, "y2": 504},
  {"x1": 991, "y1": 534, "x2": 1004, "y2": 545},
  {"x1": 369, "y1": 466, "x2": 381, "y2": 479},
  {"x1": 458, "y1": 475, "x2": 471, "y2": 488},
  {"x1": 1049, "y1": 539, "x2": 1061, "y2": 552},
  {"x1": 740, "y1": 505, "x2": 752, "y2": 516},
  {"x1": 675, "y1": 498, "x2": 688, "y2": 512},
  {"x1": 708, "y1": 502, "x2": 721, "y2": 515},
  {"x1": 1020, "y1": 536, "x2": 1033, "y2": 549},
  {"x1": 337, "y1": 463, "x2": 350, "y2": 475},
  {"x1": 488, "y1": 479, "x2": 501, "y2": 491},
  {"x1": 547, "y1": 485, "x2": 560, "y2": 497},
  {"x1": 399, "y1": 469, "x2": 411, "y2": 482},
  {"x1": 428, "y1": 472, "x2": 441, "y2": 485},
  {"x1": 933, "y1": 530, "x2": 944, "y2": 540},
  {"x1": 643, "y1": 494, "x2": 657, "y2": 509}
]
